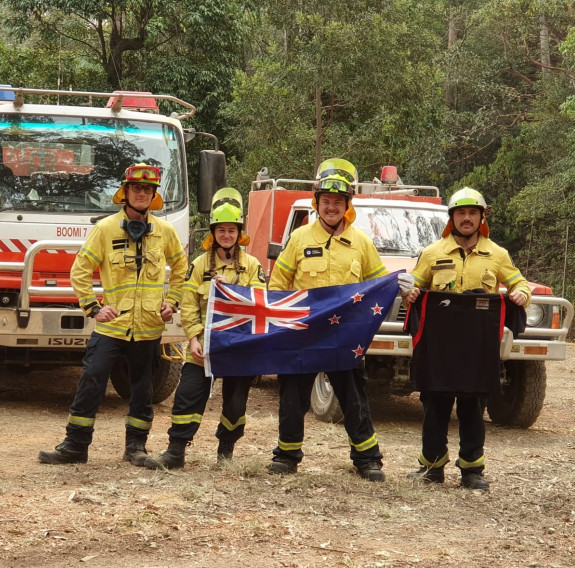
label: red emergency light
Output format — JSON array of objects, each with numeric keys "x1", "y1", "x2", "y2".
[
  {"x1": 380, "y1": 166, "x2": 398, "y2": 184},
  {"x1": 106, "y1": 91, "x2": 159, "y2": 113}
]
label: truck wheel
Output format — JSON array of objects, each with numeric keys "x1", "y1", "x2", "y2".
[
  {"x1": 310, "y1": 372, "x2": 344, "y2": 423},
  {"x1": 109, "y1": 345, "x2": 182, "y2": 404},
  {"x1": 486, "y1": 360, "x2": 547, "y2": 428}
]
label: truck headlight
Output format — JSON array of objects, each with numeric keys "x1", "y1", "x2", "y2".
[{"x1": 525, "y1": 303, "x2": 545, "y2": 327}]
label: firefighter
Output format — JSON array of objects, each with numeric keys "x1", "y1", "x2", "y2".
[
  {"x1": 267, "y1": 158, "x2": 389, "y2": 482},
  {"x1": 144, "y1": 187, "x2": 266, "y2": 469},
  {"x1": 38, "y1": 163, "x2": 187, "y2": 466},
  {"x1": 404, "y1": 187, "x2": 531, "y2": 490}
]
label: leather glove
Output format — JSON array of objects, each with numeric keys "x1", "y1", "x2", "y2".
[{"x1": 398, "y1": 272, "x2": 415, "y2": 296}]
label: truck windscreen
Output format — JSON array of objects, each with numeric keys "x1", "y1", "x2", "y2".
[
  {"x1": 0, "y1": 115, "x2": 186, "y2": 214},
  {"x1": 354, "y1": 204, "x2": 447, "y2": 257}
]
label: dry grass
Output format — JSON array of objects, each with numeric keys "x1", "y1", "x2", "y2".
[{"x1": 1, "y1": 353, "x2": 575, "y2": 567}]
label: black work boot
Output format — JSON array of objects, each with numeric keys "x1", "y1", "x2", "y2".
[
  {"x1": 38, "y1": 441, "x2": 88, "y2": 465},
  {"x1": 268, "y1": 458, "x2": 298, "y2": 475},
  {"x1": 407, "y1": 466, "x2": 445, "y2": 483},
  {"x1": 461, "y1": 472, "x2": 490, "y2": 490},
  {"x1": 217, "y1": 440, "x2": 235, "y2": 462},
  {"x1": 357, "y1": 462, "x2": 386, "y2": 482},
  {"x1": 123, "y1": 440, "x2": 148, "y2": 467},
  {"x1": 144, "y1": 439, "x2": 187, "y2": 470}
]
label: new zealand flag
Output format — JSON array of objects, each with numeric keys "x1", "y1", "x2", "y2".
[{"x1": 204, "y1": 271, "x2": 401, "y2": 376}]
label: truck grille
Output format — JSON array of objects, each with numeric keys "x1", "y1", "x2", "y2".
[
  {"x1": 396, "y1": 304, "x2": 407, "y2": 322},
  {"x1": 383, "y1": 297, "x2": 407, "y2": 324}
]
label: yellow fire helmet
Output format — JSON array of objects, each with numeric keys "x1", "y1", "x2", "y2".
[
  {"x1": 202, "y1": 187, "x2": 251, "y2": 250},
  {"x1": 312, "y1": 158, "x2": 357, "y2": 224},
  {"x1": 112, "y1": 163, "x2": 164, "y2": 210},
  {"x1": 442, "y1": 187, "x2": 489, "y2": 238}
]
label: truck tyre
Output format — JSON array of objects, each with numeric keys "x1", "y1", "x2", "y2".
[
  {"x1": 109, "y1": 344, "x2": 182, "y2": 404},
  {"x1": 310, "y1": 372, "x2": 344, "y2": 423},
  {"x1": 486, "y1": 360, "x2": 547, "y2": 428}
]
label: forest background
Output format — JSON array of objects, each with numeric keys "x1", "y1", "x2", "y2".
[{"x1": 1, "y1": 0, "x2": 575, "y2": 303}]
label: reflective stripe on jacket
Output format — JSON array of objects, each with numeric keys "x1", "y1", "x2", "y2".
[
  {"x1": 411, "y1": 234, "x2": 531, "y2": 304},
  {"x1": 181, "y1": 249, "x2": 265, "y2": 364},
  {"x1": 71, "y1": 209, "x2": 187, "y2": 340},
  {"x1": 269, "y1": 219, "x2": 387, "y2": 291}
]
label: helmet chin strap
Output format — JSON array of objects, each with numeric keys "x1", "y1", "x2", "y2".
[
  {"x1": 451, "y1": 210, "x2": 482, "y2": 242},
  {"x1": 219, "y1": 245, "x2": 233, "y2": 259},
  {"x1": 317, "y1": 195, "x2": 347, "y2": 250},
  {"x1": 214, "y1": 236, "x2": 238, "y2": 260},
  {"x1": 126, "y1": 202, "x2": 148, "y2": 216},
  {"x1": 319, "y1": 216, "x2": 343, "y2": 250},
  {"x1": 451, "y1": 226, "x2": 477, "y2": 241}
]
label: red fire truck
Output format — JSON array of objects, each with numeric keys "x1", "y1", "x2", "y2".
[
  {"x1": 238, "y1": 167, "x2": 573, "y2": 428},
  {"x1": 0, "y1": 86, "x2": 225, "y2": 402}
]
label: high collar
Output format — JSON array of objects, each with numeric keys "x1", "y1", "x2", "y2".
[
  {"x1": 210, "y1": 248, "x2": 247, "y2": 272},
  {"x1": 442, "y1": 233, "x2": 492, "y2": 255},
  {"x1": 119, "y1": 208, "x2": 155, "y2": 233},
  {"x1": 311, "y1": 218, "x2": 352, "y2": 244}
]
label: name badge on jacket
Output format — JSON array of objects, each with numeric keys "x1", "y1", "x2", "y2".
[{"x1": 304, "y1": 247, "x2": 323, "y2": 257}]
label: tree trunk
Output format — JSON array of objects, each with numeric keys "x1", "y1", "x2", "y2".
[
  {"x1": 445, "y1": 6, "x2": 461, "y2": 107},
  {"x1": 539, "y1": 14, "x2": 550, "y2": 75},
  {"x1": 314, "y1": 84, "x2": 322, "y2": 175}
]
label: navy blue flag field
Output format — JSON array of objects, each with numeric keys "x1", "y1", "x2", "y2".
[{"x1": 204, "y1": 271, "x2": 402, "y2": 377}]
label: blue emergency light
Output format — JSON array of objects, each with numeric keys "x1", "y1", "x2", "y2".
[{"x1": 0, "y1": 85, "x2": 15, "y2": 102}]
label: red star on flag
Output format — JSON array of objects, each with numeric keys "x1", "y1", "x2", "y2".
[
  {"x1": 351, "y1": 292, "x2": 364, "y2": 304},
  {"x1": 328, "y1": 314, "x2": 341, "y2": 325},
  {"x1": 371, "y1": 303, "x2": 383, "y2": 315},
  {"x1": 352, "y1": 345, "x2": 364, "y2": 358}
]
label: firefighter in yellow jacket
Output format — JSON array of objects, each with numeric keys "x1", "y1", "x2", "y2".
[
  {"x1": 268, "y1": 158, "x2": 389, "y2": 482},
  {"x1": 145, "y1": 188, "x2": 266, "y2": 469},
  {"x1": 39, "y1": 163, "x2": 187, "y2": 466},
  {"x1": 405, "y1": 187, "x2": 531, "y2": 490}
]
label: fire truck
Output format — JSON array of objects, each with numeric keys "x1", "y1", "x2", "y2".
[
  {"x1": 0, "y1": 86, "x2": 225, "y2": 402},
  {"x1": 239, "y1": 167, "x2": 573, "y2": 428}
]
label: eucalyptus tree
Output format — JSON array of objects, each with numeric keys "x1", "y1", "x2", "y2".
[
  {"x1": 446, "y1": 0, "x2": 575, "y2": 295},
  {"x1": 4, "y1": 0, "x2": 163, "y2": 89},
  {"x1": 2, "y1": 0, "x2": 255, "y2": 223},
  {"x1": 223, "y1": 0, "x2": 446, "y2": 189},
  {"x1": 0, "y1": 1, "x2": 103, "y2": 90},
  {"x1": 2, "y1": 0, "x2": 253, "y2": 154},
  {"x1": 3, "y1": 0, "x2": 251, "y2": 110}
]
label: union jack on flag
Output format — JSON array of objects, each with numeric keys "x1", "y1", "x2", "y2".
[
  {"x1": 204, "y1": 271, "x2": 402, "y2": 377},
  {"x1": 210, "y1": 284, "x2": 310, "y2": 334}
]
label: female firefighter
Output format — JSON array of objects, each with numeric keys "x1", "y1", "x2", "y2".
[{"x1": 145, "y1": 187, "x2": 266, "y2": 469}]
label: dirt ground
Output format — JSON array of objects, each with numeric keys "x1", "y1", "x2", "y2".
[{"x1": 1, "y1": 347, "x2": 574, "y2": 568}]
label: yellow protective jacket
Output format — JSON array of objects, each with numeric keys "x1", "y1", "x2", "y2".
[
  {"x1": 71, "y1": 209, "x2": 187, "y2": 340},
  {"x1": 269, "y1": 219, "x2": 387, "y2": 291},
  {"x1": 411, "y1": 233, "x2": 531, "y2": 304},
  {"x1": 181, "y1": 249, "x2": 266, "y2": 365}
]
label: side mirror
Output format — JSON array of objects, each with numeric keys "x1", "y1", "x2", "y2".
[
  {"x1": 197, "y1": 150, "x2": 226, "y2": 213},
  {"x1": 267, "y1": 242, "x2": 283, "y2": 260}
]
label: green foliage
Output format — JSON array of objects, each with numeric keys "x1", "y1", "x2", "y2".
[
  {"x1": 0, "y1": 16, "x2": 106, "y2": 90},
  {"x1": 222, "y1": 0, "x2": 446, "y2": 187},
  {"x1": 3, "y1": 0, "x2": 575, "y2": 297}
]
